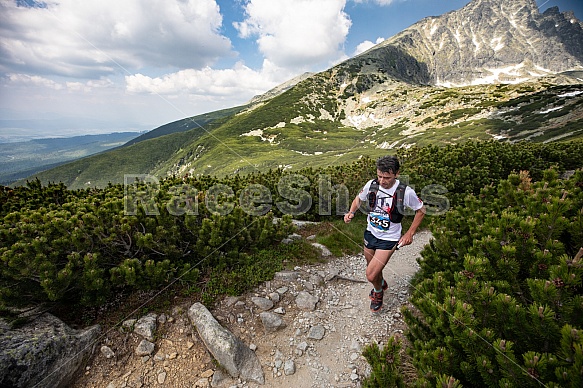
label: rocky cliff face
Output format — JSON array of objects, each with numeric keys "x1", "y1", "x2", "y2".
[{"x1": 348, "y1": 0, "x2": 583, "y2": 86}]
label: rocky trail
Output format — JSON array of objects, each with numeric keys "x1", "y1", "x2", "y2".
[{"x1": 73, "y1": 230, "x2": 432, "y2": 388}]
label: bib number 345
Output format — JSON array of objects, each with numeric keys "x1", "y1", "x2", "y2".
[{"x1": 370, "y1": 215, "x2": 390, "y2": 230}]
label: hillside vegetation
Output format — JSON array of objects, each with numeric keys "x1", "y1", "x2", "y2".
[
  {"x1": 2, "y1": 140, "x2": 583, "y2": 386},
  {"x1": 23, "y1": 77, "x2": 583, "y2": 190}
]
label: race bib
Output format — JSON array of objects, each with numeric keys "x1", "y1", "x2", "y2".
[{"x1": 369, "y1": 213, "x2": 391, "y2": 231}]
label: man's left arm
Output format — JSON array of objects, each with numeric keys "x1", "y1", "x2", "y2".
[{"x1": 399, "y1": 205, "x2": 426, "y2": 246}]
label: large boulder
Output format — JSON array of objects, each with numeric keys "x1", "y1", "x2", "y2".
[
  {"x1": 188, "y1": 302, "x2": 264, "y2": 385},
  {"x1": 0, "y1": 313, "x2": 100, "y2": 388}
]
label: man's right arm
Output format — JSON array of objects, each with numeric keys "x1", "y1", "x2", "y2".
[{"x1": 344, "y1": 196, "x2": 362, "y2": 223}]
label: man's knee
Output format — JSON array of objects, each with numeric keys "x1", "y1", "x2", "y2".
[{"x1": 366, "y1": 267, "x2": 381, "y2": 283}]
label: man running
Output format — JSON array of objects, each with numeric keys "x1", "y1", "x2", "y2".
[{"x1": 344, "y1": 155, "x2": 426, "y2": 312}]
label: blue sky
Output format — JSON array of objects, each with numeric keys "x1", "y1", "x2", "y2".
[{"x1": 0, "y1": 0, "x2": 582, "y2": 140}]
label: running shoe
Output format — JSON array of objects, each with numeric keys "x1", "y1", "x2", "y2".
[{"x1": 369, "y1": 289, "x2": 384, "y2": 312}]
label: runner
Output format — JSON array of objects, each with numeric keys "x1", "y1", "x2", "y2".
[{"x1": 343, "y1": 155, "x2": 426, "y2": 312}]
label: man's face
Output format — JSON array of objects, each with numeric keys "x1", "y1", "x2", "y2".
[{"x1": 376, "y1": 169, "x2": 398, "y2": 189}]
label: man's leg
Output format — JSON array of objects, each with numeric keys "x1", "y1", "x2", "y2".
[{"x1": 364, "y1": 247, "x2": 395, "y2": 290}]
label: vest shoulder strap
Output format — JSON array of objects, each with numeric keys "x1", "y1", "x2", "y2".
[{"x1": 390, "y1": 182, "x2": 408, "y2": 223}]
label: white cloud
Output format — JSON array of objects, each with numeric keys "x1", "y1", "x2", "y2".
[
  {"x1": 125, "y1": 61, "x2": 287, "y2": 98},
  {"x1": 0, "y1": 0, "x2": 233, "y2": 78},
  {"x1": 351, "y1": 0, "x2": 396, "y2": 5},
  {"x1": 6, "y1": 73, "x2": 63, "y2": 90},
  {"x1": 234, "y1": 0, "x2": 352, "y2": 69},
  {"x1": 353, "y1": 37, "x2": 385, "y2": 56}
]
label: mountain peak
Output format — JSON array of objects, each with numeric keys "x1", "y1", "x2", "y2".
[{"x1": 355, "y1": 0, "x2": 583, "y2": 86}]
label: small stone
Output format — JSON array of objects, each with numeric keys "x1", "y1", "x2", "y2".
[
  {"x1": 100, "y1": 345, "x2": 115, "y2": 359},
  {"x1": 284, "y1": 360, "x2": 296, "y2": 375},
  {"x1": 194, "y1": 378, "x2": 209, "y2": 387},
  {"x1": 268, "y1": 292, "x2": 280, "y2": 303},
  {"x1": 158, "y1": 314, "x2": 167, "y2": 324},
  {"x1": 135, "y1": 339, "x2": 155, "y2": 356},
  {"x1": 121, "y1": 319, "x2": 136, "y2": 332},
  {"x1": 307, "y1": 325, "x2": 325, "y2": 340},
  {"x1": 158, "y1": 371, "x2": 167, "y2": 384},
  {"x1": 260, "y1": 312, "x2": 286, "y2": 332},
  {"x1": 297, "y1": 341, "x2": 309, "y2": 351},
  {"x1": 134, "y1": 313, "x2": 157, "y2": 341},
  {"x1": 251, "y1": 297, "x2": 274, "y2": 311},
  {"x1": 274, "y1": 271, "x2": 299, "y2": 282},
  {"x1": 311, "y1": 242, "x2": 332, "y2": 256},
  {"x1": 295, "y1": 291, "x2": 319, "y2": 310},
  {"x1": 200, "y1": 369, "x2": 214, "y2": 378}
]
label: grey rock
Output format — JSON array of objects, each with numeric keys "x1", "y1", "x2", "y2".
[
  {"x1": 311, "y1": 242, "x2": 332, "y2": 257},
  {"x1": 188, "y1": 302, "x2": 264, "y2": 385},
  {"x1": 100, "y1": 345, "x2": 115, "y2": 359},
  {"x1": 295, "y1": 291, "x2": 319, "y2": 310},
  {"x1": 211, "y1": 367, "x2": 232, "y2": 387},
  {"x1": 0, "y1": 313, "x2": 100, "y2": 388},
  {"x1": 288, "y1": 233, "x2": 303, "y2": 240},
  {"x1": 134, "y1": 313, "x2": 157, "y2": 341},
  {"x1": 273, "y1": 307, "x2": 285, "y2": 314},
  {"x1": 274, "y1": 271, "x2": 299, "y2": 282},
  {"x1": 251, "y1": 297, "x2": 274, "y2": 311},
  {"x1": 284, "y1": 360, "x2": 296, "y2": 376},
  {"x1": 121, "y1": 318, "x2": 136, "y2": 332},
  {"x1": 309, "y1": 274, "x2": 324, "y2": 286},
  {"x1": 268, "y1": 292, "x2": 280, "y2": 303},
  {"x1": 276, "y1": 287, "x2": 289, "y2": 294},
  {"x1": 158, "y1": 314, "x2": 167, "y2": 324},
  {"x1": 259, "y1": 312, "x2": 287, "y2": 333},
  {"x1": 224, "y1": 296, "x2": 240, "y2": 307},
  {"x1": 324, "y1": 269, "x2": 340, "y2": 281},
  {"x1": 296, "y1": 341, "x2": 309, "y2": 351},
  {"x1": 307, "y1": 325, "x2": 326, "y2": 340},
  {"x1": 136, "y1": 339, "x2": 155, "y2": 356}
]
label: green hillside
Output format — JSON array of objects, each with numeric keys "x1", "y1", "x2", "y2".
[
  {"x1": 122, "y1": 105, "x2": 246, "y2": 147},
  {"x1": 18, "y1": 72, "x2": 583, "y2": 190}
]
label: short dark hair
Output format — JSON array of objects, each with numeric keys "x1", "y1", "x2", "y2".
[{"x1": 376, "y1": 155, "x2": 400, "y2": 174}]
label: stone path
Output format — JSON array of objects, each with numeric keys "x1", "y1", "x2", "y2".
[{"x1": 74, "y1": 230, "x2": 431, "y2": 388}]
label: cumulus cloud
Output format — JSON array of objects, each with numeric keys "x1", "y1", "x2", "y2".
[
  {"x1": 353, "y1": 37, "x2": 385, "y2": 56},
  {"x1": 0, "y1": 0, "x2": 233, "y2": 78},
  {"x1": 125, "y1": 61, "x2": 285, "y2": 98},
  {"x1": 351, "y1": 0, "x2": 397, "y2": 5},
  {"x1": 6, "y1": 73, "x2": 64, "y2": 90},
  {"x1": 233, "y1": 0, "x2": 352, "y2": 69}
]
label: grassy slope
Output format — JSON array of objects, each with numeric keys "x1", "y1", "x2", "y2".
[{"x1": 18, "y1": 77, "x2": 583, "y2": 189}]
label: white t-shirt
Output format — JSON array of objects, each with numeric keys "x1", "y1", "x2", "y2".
[{"x1": 358, "y1": 179, "x2": 424, "y2": 241}]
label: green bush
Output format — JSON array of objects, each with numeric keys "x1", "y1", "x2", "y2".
[{"x1": 402, "y1": 168, "x2": 583, "y2": 387}]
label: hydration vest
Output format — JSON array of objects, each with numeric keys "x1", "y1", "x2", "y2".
[{"x1": 367, "y1": 180, "x2": 408, "y2": 223}]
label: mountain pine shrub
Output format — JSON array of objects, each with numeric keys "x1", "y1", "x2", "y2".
[{"x1": 401, "y1": 168, "x2": 583, "y2": 387}]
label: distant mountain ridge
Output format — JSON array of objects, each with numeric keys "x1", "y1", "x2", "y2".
[{"x1": 17, "y1": 0, "x2": 583, "y2": 189}]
